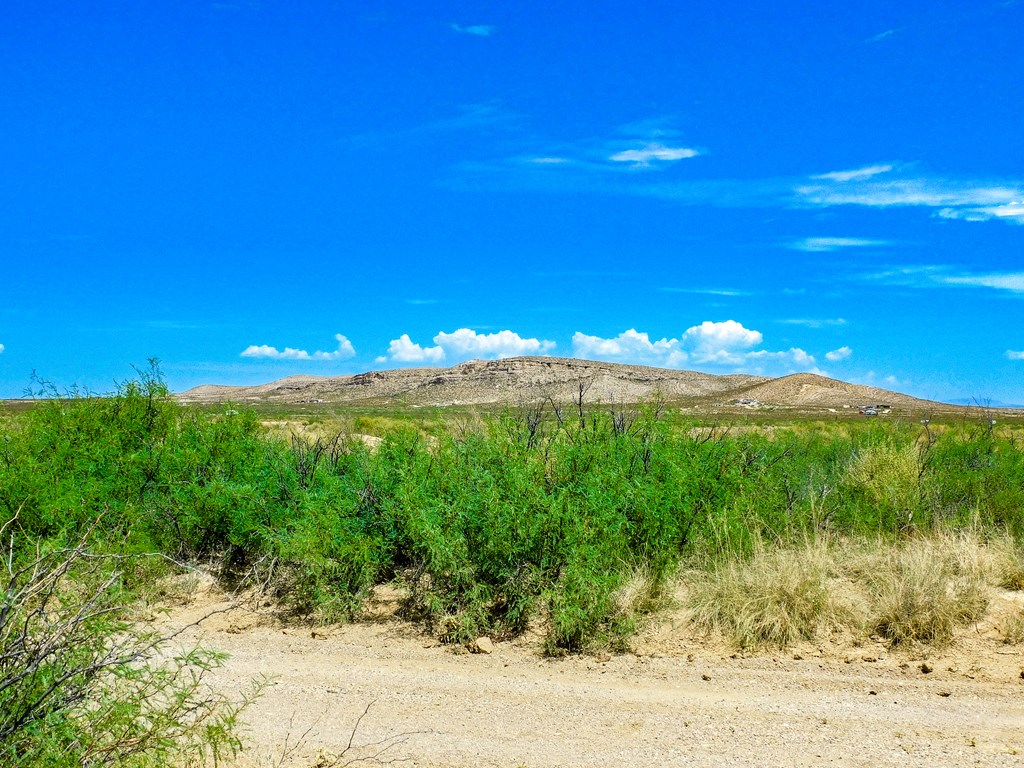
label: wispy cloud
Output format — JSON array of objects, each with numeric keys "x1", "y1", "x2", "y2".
[
  {"x1": 859, "y1": 266, "x2": 1024, "y2": 295},
  {"x1": 826, "y1": 346, "x2": 853, "y2": 362},
  {"x1": 1007, "y1": 350, "x2": 1024, "y2": 360},
  {"x1": 240, "y1": 334, "x2": 355, "y2": 361},
  {"x1": 941, "y1": 272, "x2": 1024, "y2": 293},
  {"x1": 813, "y1": 164, "x2": 893, "y2": 182},
  {"x1": 377, "y1": 328, "x2": 556, "y2": 364},
  {"x1": 449, "y1": 23, "x2": 495, "y2": 36},
  {"x1": 789, "y1": 237, "x2": 891, "y2": 252},
  {"x1": 937, "y1": 201, "x2": 1024, "y2": 224},
  {"x1": 609, "y1": 143, "x2": 700, "y2": 168},
  {"x1": 795, "y1": 166, "x2": 1024, "y2": 223},
  {"x1": 0, "y1": 343, "x2": 5, "y2": 354},
  {"x1": 405, "y1": 298, "x2": 439, "y2": 305},
  {"x1": 864, "y1": 29, "x2": 897, "y2": 43},
  {"x1": 471, "y1": 142, "x2": 1024, "y2": 226},
  {"x1": 660, "y1": 287, "x2": 750, "y2": 297},
  {"x1": 527, "y1": 157, "x2": 570, "y2": 165},
  {"x1": 780, "y1": 318, "x2": 847, "y2": 328}
]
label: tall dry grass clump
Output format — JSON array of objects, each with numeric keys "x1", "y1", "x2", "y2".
[
  {"x1": 860, "y1": 532, "x2": 989, "y2": 646},
  {"x1": 687, "y1": 539, "x2": 850, "y2": 649}
]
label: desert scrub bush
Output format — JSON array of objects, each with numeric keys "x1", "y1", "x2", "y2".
[
  {"x1": 842, "y1": 438, "x2": 924, "y2": 532},
  {"x1": 0, "y1": 519, "x2": 255, "y2": 767},
  {"x1": 686, "y1": 539, "x2": 850, "y2": 649},
  {"x1": 862, "y1": 534, "x2": 989, "y2": 646}
]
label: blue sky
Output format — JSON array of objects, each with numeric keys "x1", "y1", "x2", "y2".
[{"x1": 2, "y1": 1, "x2": 1022, "y2": 403}]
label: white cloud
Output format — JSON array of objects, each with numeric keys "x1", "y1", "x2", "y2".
[
  {"x1": 796, "y1": 174, "x2": 1024, "y2": 214},
  {"x1": 941, "y1": 273, "x2": 1024, "y2": 293},
  {"x1": 937, "y1": 201, "x2": 1024, "y2": 224},
  {"x1": 450, "y1": 23, "x2": 494, "y2": 36},
  {"x1": 378, "y1": 328, "x2": 555, "y2": 365},
  {"x1": 528, "y1": 156, "x2": 570, "y2": 165},
  {"x1": 0, "y1": 343, "x2": 4, "y2": 354},
  {"x1": 790, "y1": 237, "x2": 890, "y2": 252},
  {"x1": 1007, "y1": 350, "x2": 1024, "y2": 360},
  {"x1": 826, "y1": 346, "x2": 853, "y2": 362},
  {"x1": 609, "y1": 143, "x2": 699, "y2": 167},
  {"x1": 240, "y1": 334, "x2": 355, "y2": 361},
  {"x1": 572, "y1": 329, "x2": 688, "y2": 367},
  {"x1": 681, "y1": 320, "x2": 762, "y2": 361},
  {"x1": 570, "y1": 321, "x2": 819, "y2": 374},
  {"x1": 434, "y1": 328, "x2": 556, "y2": 358},
  {"x1": 377, "y1": 334, "x2": 444, "y2": 364},
  {"x1": 812, "y1": 165, "x2": 893, "y2": 182},
  {"x1": 745, "y1": 347, "x2": 819, "y2": 369}
]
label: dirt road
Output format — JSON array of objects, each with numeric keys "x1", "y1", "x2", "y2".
[{"x1": 165, "y1": 587, "x2": 1024, "y2": 768}]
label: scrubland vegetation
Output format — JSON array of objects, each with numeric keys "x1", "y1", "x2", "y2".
[{"x1": 2, "y1": 364, "x2": 1024, "y2": 764}]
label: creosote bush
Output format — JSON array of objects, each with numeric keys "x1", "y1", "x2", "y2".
[{"x1": 0, "y1": 518, "x2": 255, "y2": 767}]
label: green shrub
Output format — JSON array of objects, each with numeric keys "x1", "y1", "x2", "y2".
[{"x1": 0, "y1": 521, "x2": 255, "y2": 767}]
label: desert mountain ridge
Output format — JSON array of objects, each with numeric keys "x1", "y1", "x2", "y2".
[{"x1": 177, "y1": 356, "x2": 951, "y2": 411}]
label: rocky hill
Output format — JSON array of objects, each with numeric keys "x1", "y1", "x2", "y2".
[{"x1": 176, "y1": 356, "x2": 948, "y2": 411}]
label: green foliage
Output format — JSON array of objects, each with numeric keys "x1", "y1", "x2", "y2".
[
  {"x1": 2, "y1": 365, "x2": 1024, "y2": 653},
  {"x1": 0, "y1": 522, "x2": 254, "y2": 767}
]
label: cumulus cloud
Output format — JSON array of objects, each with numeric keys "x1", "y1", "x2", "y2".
[
  {"x1": 241, "y1": 334, "x2": 355, "y2": 361},
  {"x1": 789, "y1": 237, "x2": 890, "y2": 252},
  {"x1": 0, "y1": 343, "x2": 4, "y2": 354},
  {"x1": 572, "y1": 329, "x2": 688, "y2": 367},
  {"x1": 377, "y1": 334, "x2": 444, "y2": 364},
  {"x1": 609, "y1": 143, "x2": 700, "y2": 167},
  {"x1": 826, "y1": 346, "x2": 853, "y2": 362},
  {"x1": 434, "y1": 328, "x2": 556, "y2": 357},
  {"x1": 570, "y1": 321, "x2": 822, "y2": 374},
  {"x1": 377, "y1": 328, "x2": 556, "y2": 364},
  {"x1": 681, "y1": 320, "x2": 762, "y2": 362},
  {"x1": 1007, "y1": 350, "x2": 1024, "y2": 360},
  {"x1": 450, "y1": 23, "x2": 494, "y2": 36}
]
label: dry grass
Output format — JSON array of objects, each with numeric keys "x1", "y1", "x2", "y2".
[
  {"x1": 686, "y1": 540, "x2": 851, "y2": 649},
  {"x1": 1002, "y1": 610, "x2": 1024, "y2": 645},
  {"x1": 862, "y1": 537, "x2": 988, "y2": 647},
  {"x1": 989, "y1": 536, "x2": 1024, "y2": 590},
  {"x1": 683, "y1": 530, "x2": 1020, "y2": 651}
]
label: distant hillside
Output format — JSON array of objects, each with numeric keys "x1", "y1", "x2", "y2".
[
  {"x1": 176, "y1": 356, "x2": 955, "y2": 412},
  {"x1": 726, "y1": 373, "x2": 938, "y2": 409},
  {"x1": 179, "y1": 357, "x2": 769, "y2": 406}
]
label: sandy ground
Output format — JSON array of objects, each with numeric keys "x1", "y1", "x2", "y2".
[{"x1": 161, "y1": 580, "x2": 1024, "y2": 768}]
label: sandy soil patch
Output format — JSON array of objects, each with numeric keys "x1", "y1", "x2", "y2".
[{"x1": 154, "y1": 580, "x2": 1024, "y2": 768}]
